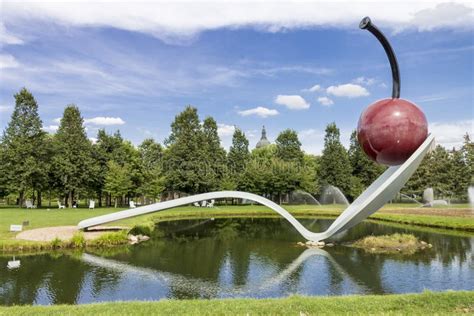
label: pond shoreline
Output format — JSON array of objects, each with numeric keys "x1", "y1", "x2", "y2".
[{"x1": 1, "y1": 205, "x2": 473, "y2": 253}]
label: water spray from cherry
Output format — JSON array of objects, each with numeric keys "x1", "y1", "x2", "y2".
[{"x1": 357, "y1": 17, "x2": 428, "y2": 166}]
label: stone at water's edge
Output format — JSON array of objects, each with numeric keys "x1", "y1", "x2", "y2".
[
  {"x1": 128, "y1": 235, "x2": 138, "y2": 243},
  {"x1": 302, "y1": 240, "x2": 326, "y2": 248},
  {"x1": 127, "y1": 234, "x2": 150, "y2": 244},
  {"x1": 136, "y1": 234, "x2": 150, "y2": 242}
]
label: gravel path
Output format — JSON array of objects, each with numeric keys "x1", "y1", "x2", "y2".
[{"x1": 16, "y1": 226, "x2": 123, "y2": 242}]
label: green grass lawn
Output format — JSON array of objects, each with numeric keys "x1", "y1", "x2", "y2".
[
  {"x1": 370, "y1": 212, "x2": 474, "y2": 231},
  {"x1": 0, "y1": 291, "x2": 472, "y2": 315},
  {"x1": 1, "y1": 203, "x2": 473, "y2": 252}
]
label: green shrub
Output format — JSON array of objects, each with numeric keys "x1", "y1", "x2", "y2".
[
  {"x1": 129, "y1": 225, "x2": 152, "y2": 236},
  {"x1": 50, "y1": 237, "x2": 63, "y2": 249},
  {"x1": 70, "y1": 232, "x2": 86, "y2": 248},
  {"x1": 92, "y1": 231, "x2": 128, "y2": 247},
  {"x1": 352, "y1": 233, "x2": 425, "y2": 254}
]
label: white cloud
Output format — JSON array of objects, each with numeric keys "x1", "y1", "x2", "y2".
[
  {"x1": 216, "y1": 123, "x2": 236, "y2": 150},
  {"x1": 255, "y1": 66, "x2": 332, "y2": 77},
  {"x1": 429, "y1": 120, "x2": 473, "y2": 149},
  {"x1": 0, "y1": 23, "x2": 24, "y2": 45},
  {"x1": 1, "y1": 2, "x2": 472, "y2": 45},
  {"x1": 1, "y1": 56, "x2": 296, "y2": 98},
  {"x1": 402, "y1": 45, "x2": 474, "y2": 58},
  {"x1": 43, "y1": 125, "x2": 59, "y2": 133},
  {"x1": 84, "y1": 117, "x2": 125, "y2": 126},
  {"x1": 326, "y1": 84, "x2": 369, "y2": 98},
  {"x1": 408, "y1": 2, "x2": 474, "y2": 32},
  {"x1": 353, "y1": 77, "x2": 376, "y2": 86},
  {"x1": 275, "y1": 95, "x2": 310, "y2": 110},
  {"x1": 298, "y1": 128, "x2": 328, "y2": 154},
  {"x1": 317, "y1": 96, "x2": 334, "y2": 107},
  {"x1": 53, "y1": 117, "x2": 61, "y2": 123},
  {"x1": 0, "y1": 105, "x2": 12, "y2": 113},
  {"x1": 89, "y1": 137, "x2": 98, "y2": 144},
  {"x1": 0, "y1": 54, "x2": 20, "y2": 69},
  {"x1": 299, "y1": 127, "x2": 352, "y2": 154},
  {"x1": 217, "y1": 123, "x2": 235, "y2": 137},
  {"x1": 245, "y1": 129, "x2": 259, "y2": 140},
  {"x1": 238, "y1": 107, "x2": 279, "y2": 118},
  {"x1": 303, "y1": 84, "x2": 322, "y2": 92}
]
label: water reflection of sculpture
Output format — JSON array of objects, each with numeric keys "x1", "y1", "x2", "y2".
[{"x1": 80, "y1": 249, "x2": 368, "y2": 297}]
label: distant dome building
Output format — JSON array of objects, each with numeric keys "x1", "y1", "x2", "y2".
[{"x1": 256, "y1": 126, "x2": 271, "y2": 148}]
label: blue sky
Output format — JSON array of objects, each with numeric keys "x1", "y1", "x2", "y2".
[{"x1": 1, "y1": 1, "x2": 473, "y2": 153}]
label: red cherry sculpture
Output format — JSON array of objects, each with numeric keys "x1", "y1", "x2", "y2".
[
  {"x1": 357, "y1": 99, "x2": 427, "y2": 165},
  {"x1": 357, "y1": 17, "x2": 428, "y2": 166}
]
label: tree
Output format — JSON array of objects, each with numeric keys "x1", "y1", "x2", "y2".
[
  {"x1": 139, "y1": 166, "x2": 165, "y2": 202},
  {"x1": 90, "y1": 131, "x2": 108, "y2": 206},
  {"x1": 0, "y1": 88, "x2": 49, "y2": 207},
  {"x1": 226, "y1": 127, "x2": 249, "y2": 193},
  {"x1": 239, "y1": 144, "x2": 314, "y2": 203},
  {"x1": 270, "y1": 158, "x2": 312, "y2": 203},
  {"x1": 138, "y1": 138, "x2": 163, "y2": 170},
  {"x1": 462, "y1": 133, "x2": 474, "y2": 186},
  {"x1": 318, "y1": 123, "x2": 352, "y2": 197},
  {"x1": 42, "y1": 134, "x2": 59, "y2": 207},
  {"x1": 301, "y1": 154, "x2": 320, "y2": 194},
  {"x1": 52, "y1": 105, "x2": 93, "y2": 207},
  {"x1": 162, "y1": 110, "x2": 226, "y2": 194},
  {"x1": 428, "y1": 146, "x2": 454, "y2": 199},
  {"x1": 163, "y1": 106, "x2": 206, "y2": 194},
  {"x1": 138, "y1": 138, "x2": 165, "y2": 202},
  {"x1": 202, "y1": 116, "x2": 226, "y2": 191},
  {"x1": 403, "y1": 152, "x2": 431, "y2": 198},
  {"x1": 104, "y1": 161, "x2": 132, "y2": 207},
  {"x1": 348, "y1": 130, "x2": 385, "y2": 198},
  {"x1": 227, "y1": 127, "x2": 250, "y2": 175},
  {"x1": 119, "y1": 140, "x2": 143, "y2": 200},
  {"x1": 240, "y1": 157, "x2": 271, "y2": 196},
  {"x1": 91, "y1": 130, "x2": 143, "y2": 206},
  {"x1": 275, "y1": 129, "x2": 304, "y2": 163},
  {"x1": 450, "y1": 147, "x2": 470, "y2": 200}
]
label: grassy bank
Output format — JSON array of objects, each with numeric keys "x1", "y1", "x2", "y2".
[
  {"x1": 1, "y1": 204, "x2": 473, "y2": 252},
  {"x1": 0, "y1": 231, "x2": 129, "y2": 252},
  {"x1": 370, "y1": 212, "x2": 474, "y2": 231},
  {"x1": 0, "y1": 291, "x2": 472, "y2": 315}
]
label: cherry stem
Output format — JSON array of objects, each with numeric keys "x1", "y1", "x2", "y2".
[{"x1": 359, "y1": 17, "x2": 400, "y2": 99}]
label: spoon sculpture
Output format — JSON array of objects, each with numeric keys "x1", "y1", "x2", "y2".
[{"x1": 78, "y1": 17, "x2": 433, "y2": 241}]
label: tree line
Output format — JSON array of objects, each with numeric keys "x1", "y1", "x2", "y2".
[{"x1": 0, "y1": 88, "x2": 472, "y2": 208}]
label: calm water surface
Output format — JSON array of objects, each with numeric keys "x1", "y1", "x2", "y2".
[{"x1": 1, "y1": 217, "x2": 473, "y2": 305}]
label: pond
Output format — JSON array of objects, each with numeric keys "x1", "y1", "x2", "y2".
[{"x1": 1, "y1": 217, "x2": 473, "y2": 305}]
